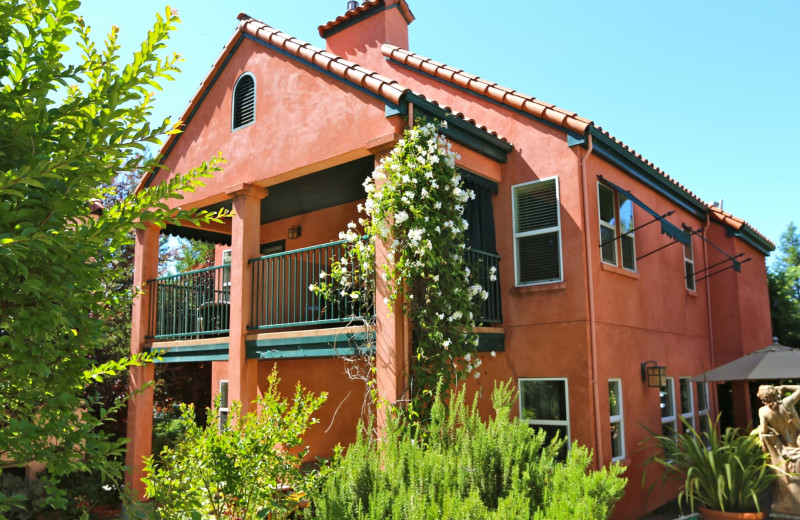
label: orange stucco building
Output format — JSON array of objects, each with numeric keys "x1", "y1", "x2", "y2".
[{"x1": 127, "y1": 2, "x2": 775, "y2": 517}]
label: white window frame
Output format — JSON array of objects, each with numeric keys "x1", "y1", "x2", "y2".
[
  {"x1": 684, "y1": 233, "x2": 696, "y2": 291},
  {"x1": 511, "y1": 177, "x2": 563, "y2": 286},
  {"x1": 518, "y1": 377, "x2": 570, "y2": 448},
  {"x1": 696, "y1": 381, "x2": 711, "y2": 445},
  {"x1": 222, "y1": 249, "x2": 232, "y2": 288},
  {"x1": 231, "y1": 72, "x2": 256, "y2": 132},
  {"x1": 598, "y1": 184, "x2": 618, "y2": 266},
  {"x1": 597, "y1": 182, "x2": 636, "y2": 271},
  {"x1": 679, "y1": 377, "x2": 695, "y2": 431},
  {"x1": 608, "y1": 378, "x2": 625, "y2": 461},
  {"x1": 218, "y1": 380, "x2": 229, "y2": 431},
  {"x1": 660, "y1": 377, "x2": 677, "y2": 437}
]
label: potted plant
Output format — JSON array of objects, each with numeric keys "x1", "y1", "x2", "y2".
[{"x1": 643, "y1": 416, "x2": 777, "y2": 519}]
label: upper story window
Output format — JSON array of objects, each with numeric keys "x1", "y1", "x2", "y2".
[
  {"x1": 512, "y1": 177, "x2": 562, "y2": 285},
  {"x1": 232, "y1": 73, "x2": 256, "y2": 130},
  {"x1": 598, "y1": 183, "x2": 636, "y2": 271},
  {"x1": 684, "y1": 231, "x2": 696, "y2": 291}
]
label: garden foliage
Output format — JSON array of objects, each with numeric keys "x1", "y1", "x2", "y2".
[
  {"x1": 313, "y1": 382, "x2": 627, "y2": 519},
  {"x1": 313, "y1": 121, "x2": 490, "y2": 413},
  {"x1": 643, "y1": 416, "x2": 775, "y2": 513},
  {"x1": 143, "y1": 368, "x2": 327, "y2": 520},
  {"x1": 0, "y1": 0, "x2": 224, "y2": 513}
]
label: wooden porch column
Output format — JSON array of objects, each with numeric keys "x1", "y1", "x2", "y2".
[
  {"x1": 226, "y1": 183, "x2": 268, "y2": 418},
  {"x1": 125, "y1": 222, "x2": 159, "y2": 498}
]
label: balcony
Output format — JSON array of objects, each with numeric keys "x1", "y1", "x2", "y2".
[{"x1": 145, "y1": 241, "x2": 502, "y2": 346}]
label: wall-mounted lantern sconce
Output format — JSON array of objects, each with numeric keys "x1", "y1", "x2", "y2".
[
  {"x1": 288, "y1": 226, "x2": 301, "y2": 239},
  {"x1": 641, "y1": 361, "x2": 667, "y2": 388}
]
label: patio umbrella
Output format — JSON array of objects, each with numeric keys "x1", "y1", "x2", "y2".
[{"x1": 692, "y1": 338, "x2": 800, "y2": 382}]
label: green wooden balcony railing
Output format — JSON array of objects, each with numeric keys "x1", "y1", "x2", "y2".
[
  {"x1": 248, "y1": 239, "x2": 373, "y2": 330},
  {"x1": 146, "y1": 264, "x2": 230, "y2": 340},
  {"x1": 145, "y1": 242, "x2": 500, "y2": 342},
  {"x1": 466, "y1": 248, "x2": 503, "y2": 324}
]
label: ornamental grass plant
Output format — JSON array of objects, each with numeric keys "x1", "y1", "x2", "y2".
[
  {"x1": 312, "y1": 382, "x2": 627, "y2": 520},
  {"x1": 643, "y1": 416, "x2": 776, "y2": 514}
]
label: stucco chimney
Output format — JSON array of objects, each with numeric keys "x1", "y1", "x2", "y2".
[{"x1": 319, "y1": 0, "x2": 414, "y2": 69}]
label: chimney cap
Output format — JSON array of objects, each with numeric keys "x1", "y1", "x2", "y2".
[{"x1": 347, "y1": 1, "x2": 358, "y2": 10}]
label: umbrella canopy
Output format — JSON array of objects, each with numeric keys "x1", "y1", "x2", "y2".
[{"x1": 692, "y1": 339, "x2": 800, "y2": 382}]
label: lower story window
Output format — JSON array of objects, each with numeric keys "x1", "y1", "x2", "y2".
[
  {"x1": 608, "y1": 379, "x2": 625, "y2": 461},
  {"x1": 679, "y1": 377, "x2": 695, "y2": 432},
  {"x1": 696, "y1": 381, "x2": 711, "y2": 447},
  {"x1": 218, "y1": 380, "x2": 229, "y2": 431},
  {"x1": 660, "y1": 377, "x2": 677, "y2": 437},
  {"x1": 519, "y1": 378, "x2": 569, "y2": 459}
]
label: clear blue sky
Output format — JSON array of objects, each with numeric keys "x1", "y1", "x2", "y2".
[{"x1": 77, "y1": 0, "x2": 799, "y2": 256}]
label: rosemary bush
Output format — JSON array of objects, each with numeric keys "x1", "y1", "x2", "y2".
[{"x1": 313, "y1": 382, "x2": 626, "y2": 519}]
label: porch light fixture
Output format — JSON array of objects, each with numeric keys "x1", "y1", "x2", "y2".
[
  {"x1": 288, "y1": 226, "x2": 301, "y2": 239},
  {"x1": 641, "y1": 361, "x2": 667, "y2": 388}
]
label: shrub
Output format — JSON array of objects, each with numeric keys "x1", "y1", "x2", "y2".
[
  {"x1": 143, "y1": 368, "x2": 326, "y2": 520},
  {"x1": 312, "y1": 382, "x2": 627, "y2": 519},
  {"x1": 643, "y1": 415, "x2": 776, "y2": 513}
]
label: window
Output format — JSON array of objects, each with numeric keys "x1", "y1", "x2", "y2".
[
  {"x1": 519, "y1": 378, "x2": 569, "y2": 459},
  {"x1": 660, "y1": 377, "x2": 677, "y2": 437},
  {"x1": 232, "y1": 73, "x2": 255, "y2": 130},
  {"x1": 679, "y1": 377, "x2": 695, "y2": 431},
  {"x1": 598, "y1": 183, "x2": 636, "y2": 271},
  {"x1": 684, "y1": 232, "x2": 695, "y2": 291},
  {"x1": 260, "y1": 240, "x2": 286, "y2": 256},
  {"x1": 512, "y1": 178, "x2": 562, "y2": 285},
  {"x1": 218, "y1": 380, "x2": 229, "y2": 431},
  {"x1": 696, "y1": 381, "x2": 711, "y2": 447},
  {"x1": 222, "y1": 249, "x2": 232, "y2": 289},
  {"x1": 608, "y1": 379, "x2": 625, "y2": 461}
]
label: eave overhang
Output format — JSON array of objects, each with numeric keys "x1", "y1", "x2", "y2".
[{"x1": 399, "y1": 92, "x2": 513, "y2": 163}]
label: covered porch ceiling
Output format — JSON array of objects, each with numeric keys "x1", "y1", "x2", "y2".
[{"x1": 164, "y1": 156, "x2": 373, "y2": 245}]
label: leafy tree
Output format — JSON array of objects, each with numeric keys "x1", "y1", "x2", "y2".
[
  {"x1": 172, "y1": 238, "x2": 216, "y2": 274},
  {"x1": 0, "y1": 0, "x2": 224, "y2": 513},
  {"x1": 768, "y1": 223, "x2": 800, "y2": 348}
]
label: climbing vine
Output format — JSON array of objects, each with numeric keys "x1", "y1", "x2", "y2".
[{"x1": 313, "y1": 121, "x2": 488, "y2": 413}]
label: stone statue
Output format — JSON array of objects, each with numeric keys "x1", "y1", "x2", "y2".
[{"x1": 757, "y1": 384, "x2": 800, "y2": 517}]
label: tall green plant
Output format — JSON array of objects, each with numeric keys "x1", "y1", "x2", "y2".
[
  {"x1": 143, "y1": 368, "x2": 327, "y2": 520},
  {"x1": 313, "y1": 383, "x2": 627, "y2": 519},
  {"x1": 313, "y1": 121, "x2": 488, "y2": 413},
  {"x1": 643, "y1": 416, "x2": 776, "y2": 513}
]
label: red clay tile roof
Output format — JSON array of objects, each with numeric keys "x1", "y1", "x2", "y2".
[
  {"x1": 593, "y1": 125, "x2": 708, "y2": 207},
  {"x1": 237, "y1": 15, "x2": 507, "y2": 143},
  {"x1": 318, "y1": 0, "x2": 415, "y2": 38},
  {"x1": 135, "y1": 14, "x2": 508, "y2": 193},
  {"x1": 382, "y1": 44, "x2": 593, "y2": 135},
  {"x1": 379, "y1": 44, "x2": 774, "y2": 245},
  {"x1": 240, "y1": 14, "x2": 408, "y2": 105},
  {"x1": 708, "y1": 206, "x2": 774, "y2": 247}
]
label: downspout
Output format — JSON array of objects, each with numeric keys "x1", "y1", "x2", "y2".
[
  {"x1": 579, "y1": 133, "x2": 604, "y2": 468},
  {"x1": 702, "y1": 215, "x2": 717, "y2": 416}
]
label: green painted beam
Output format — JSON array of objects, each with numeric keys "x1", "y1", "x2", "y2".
[
  {"x1": 477, "y1": 332, "x2": 505, "y2": 353},
  {"x1": 147, "y1": 342, "x2": 229, "y2": 363},
  {"x1": 246, "y1": 332, "x2": 374, "y2": 360},
  {"x1": 402, "y1": 93, "x2": 512, "y2": 163}
]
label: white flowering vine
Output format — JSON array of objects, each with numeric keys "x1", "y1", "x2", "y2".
[{"x1": 313, "y1": 121, "x2": 486, "y2": 413}]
